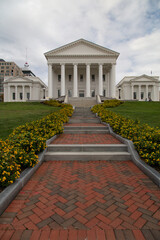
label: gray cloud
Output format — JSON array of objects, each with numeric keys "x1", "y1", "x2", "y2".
[{"x1": 0, "y1": 0, "x2": 160, "y2": 84}]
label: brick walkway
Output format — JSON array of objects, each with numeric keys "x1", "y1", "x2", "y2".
[
  {"x1": 0, "y1": 108, "x2": 160, "y2": 239},
  {"x1": 0, "y1": 161, "x2": 160, "y2": 239}
]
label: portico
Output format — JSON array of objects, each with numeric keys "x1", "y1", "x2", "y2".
[
  {"x1": 4, "y1": 76, "x2": 47, "y2": 102},
  {"x1": 116, "y1": 75, "x2": 160, "y2": 101},
  {"x1": 45, "y1": 39, "x2": 119, "y2": 99}
]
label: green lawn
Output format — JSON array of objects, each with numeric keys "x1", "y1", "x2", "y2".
[
  {"x1": 110, "y1": 101, "x2": 160, "y2": 128},
  {"x1": 0, "y1": 102, "x2": 60, "y2": 140}
]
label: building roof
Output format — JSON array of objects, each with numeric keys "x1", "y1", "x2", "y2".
[
  {"x1": 44, "y1": 39, "x2": 120, "y2": 59},
  {"x1": 4, "y1": 76, "x2": 47, "y2": 88},
  {"x1": 117, "y1": 74, "x2": 160, "y2": 87}
]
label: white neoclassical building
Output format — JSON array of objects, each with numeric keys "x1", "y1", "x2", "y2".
[
  {"x1": 116, "y1": 75, "x2": 160, "y2": 101},
  {"x1": 4, "y1": 76, "x2": 47, "y2": 102},
  {"x1": 44, "y1": 39, "x2": 119, "y2": 99}
]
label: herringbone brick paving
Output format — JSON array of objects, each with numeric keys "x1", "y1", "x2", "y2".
[
  {"x1": 0, "y1": 161, "x2": 160, "y2": 239},
  {"x1": 51, "y1": 133, "x2": 121, "y2": 144}
]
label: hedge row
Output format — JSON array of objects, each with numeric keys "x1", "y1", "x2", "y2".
[
  {"x1": 92, "y1": 100, "x2": 160, "y2": 168},
  {"x1": 0, "y1": 101, "x2": 73, "y2": 187}
]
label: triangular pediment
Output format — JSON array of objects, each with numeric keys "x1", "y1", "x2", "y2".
[
  {"x1": 45, "y1": 39, "x2": 119, "y2": 57},
  {"x1": 4, "y1": 77, "x2": 33, "y2": 83},
  {"x1": 130, "y1": 74, "x2": 159, "y2": 83}
]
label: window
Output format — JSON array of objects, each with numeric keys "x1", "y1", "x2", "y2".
[
  {"x1": 91, "y1": 90, "x2": 95, "y2": 97},
  {"x1": 148, "y1": 92, "x2": 152, "y2": 100},
  {"x1": 13, "y1": 92, "x2": 15, "y2": 100},
  {"x1": 20, "y1": 92, "x2": 23, "y2": 100},
  {"x1": 118, "y1": 89, "x2": 121, "y2": 99},
  {"x1": 6, "y1": 66, "x2": 9, "y2": 69},
  {"x1": 103, "y1": 74, "x2": 105, "y2": 82},
  {"x1": 79, "y1": 90, "x2": 84, "y2": 97},
  {"x1": 1, "y1": 66, "x2": 4, "y2": 69},
  {"x1": 68, "y1": 89, "x2": 72, "y2": 97},
  {"x1": 141, "y1": 92, "x2": 144, "y2": 100},
  {"x1": 133, "y1": 92, "x2": 137, "y2": 100},
  {"x1": 27, "y1": 92, "x2": 30, "y2": 100},
  {"x1": 80, "y1": 74, "x2": 83, "y2": 82},
  {"x1": 58, "y1": 89, "x2": 61, "y2": 97},
  {"x1": 69, "y1": 75, "x2": 72, "y2": 82},
  {"x1": 103, "y1": 89, "x2": 106, "y2": 97},
  {"x1": 58, "y1": 75, "x2": 61, "y2": 82},
  {"x1": 92, "y1": 75, "x2": 95, "y2": 82}
]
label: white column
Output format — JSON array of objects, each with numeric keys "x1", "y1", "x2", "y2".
[
  {"x1": 139, "y1": 85, "x2": 141, "y2": 101},
  {"x1": 15, "y1": 86, "x2": 18, "y2": 101},
  {"x1": 61, "y1": 64, "x2": 65, "y2": 96},
  {"x1": 48, "y1": 64, "x2": 53, "y2": 98},
  {"x1": 30, "y1": 86, "x2": 32, "y2": 100},
  {"x1": 104, "y1": 73, "x2": 108, "y2": 97},
  {"x1": 8, "y1": 85, "x2": 10, "y2": 102},
  {"x1": 23, "y1": 85, "x2": 25, "y2": 101},
  {"x1": 86, "y1": 64, "x2": 91, "y2": 97},
  {"x1": 110, "y1": 64, "x2": 116, "y2": 98},
  {"x1": 146, "y1": 85, "x2": 148, "y2": 100},
  {"x1": 73, "y1": 64, "x2": 78, "y2": 97},
  {"x1": 131, "y1": 85, "x2": 134, "y2": 100},
  {"x1": 107, "y1": 73, "x2": 110, "y2": 97},
  {"x1": 98, "y1": 64, "x2": 103, "y2": 96},
  {"x1": 152, "y1": 84, "x2": 156, "y2": 101}
]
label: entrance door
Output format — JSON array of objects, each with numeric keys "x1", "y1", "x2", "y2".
[{"x1": 79, "y1": 90, "x2": 85, "y2": 97}]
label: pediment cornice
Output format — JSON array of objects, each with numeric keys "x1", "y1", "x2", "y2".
[
  {"x1": 49, "y1": 54, "x2": 117, "y2": 58},
  {"x1": 130, "y1": 74, "x2": 159, "y2": 83},
  {"x1": 44, "y1": 39, "x2": 119, "y2": 58},
  {"x1": 4, "y1": 76, "x2": 33, "y2": 83}
]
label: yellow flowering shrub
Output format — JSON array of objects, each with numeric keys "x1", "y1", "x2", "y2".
[
  {"x1": 92, "y1": 101, "x2": 160, "y2": 168},
  {"x1": 0, "y1": 140, "x2": 21, "y2": 187},
  {"x1": 43, "y1": 99, "x2": 62, "y2": 107},
  {"x1": 0, "y1": 101, "x2": 73, "y2": 187},
  {"x1": 103, "y1": 99, "x2": 124, "y2": 108}
]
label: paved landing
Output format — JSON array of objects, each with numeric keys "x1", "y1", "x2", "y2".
[
  {"x1": 51, "y1": 134, "x2": 121, "y2": 145},
  {"x1": 0, "y1": 161, "x2": 160, "y2": 239}
]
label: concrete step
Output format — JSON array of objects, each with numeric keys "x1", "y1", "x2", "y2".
[
  {"x1": 47, "y1": 144, "x2": 128, "y2": 152},
  {"x1": 63, "y1": 129, "x2": 109, "y2": 134},
  {"x1": 69, "y1": 118, "x2": 100, "y2": 123},
  {"x1": 69, "y1": 98, "x2": 97, "y2": 107},
  {"x1": 72, "y1": 113, "x2": 95, "y2": 117},
  {"x1": 44, "y1": 152, "x2": 131, "y2": 161},
  {"x1": 64, "y1": 126, "x2": 108, "y2": 130}
]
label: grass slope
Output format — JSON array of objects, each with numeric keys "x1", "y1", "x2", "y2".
[
  {"x1": 110, "y1": 101, "x2": 160, "y2": 128},
  {"x1": 0, "y1": 102, "x2": 60, "y2": 140}
]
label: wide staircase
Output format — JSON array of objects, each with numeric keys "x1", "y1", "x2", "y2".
[
  {"x1": 44, "y1": 107, "x2": 131, "y2": 161},
  {"x1": 68, "y1": 97, "x2": 97, "y2": 107}
]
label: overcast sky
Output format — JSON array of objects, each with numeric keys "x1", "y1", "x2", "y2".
[{"x1": 0, "y1": 0, "x2": 160, "y2": 85}]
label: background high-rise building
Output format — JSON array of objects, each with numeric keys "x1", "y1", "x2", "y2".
[{"x1": 0, "y1": 59, "x2": 23, "y2": 101}]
